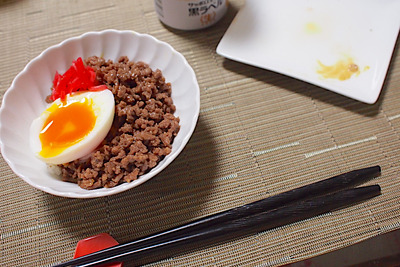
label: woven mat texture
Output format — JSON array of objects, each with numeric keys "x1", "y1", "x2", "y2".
[{"x1": 1, "y1": 0, "x2": 400, "y2": 266}]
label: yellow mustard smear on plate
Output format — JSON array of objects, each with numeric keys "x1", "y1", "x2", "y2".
[
  {"x1": 305, "y1": 22, "x2": 321, "y2": 34},
  {"x1": 317, "y1": 57, "x2": 369, "y2": 81}
]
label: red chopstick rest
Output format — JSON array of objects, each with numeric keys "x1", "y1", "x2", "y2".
[{"x1": 74, "y1": 233, "x2": 123, "y2": 267}]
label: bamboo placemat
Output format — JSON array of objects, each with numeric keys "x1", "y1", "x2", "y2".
[{"x1": 1, "y1": 0, "x2": 400, "y2": 266}]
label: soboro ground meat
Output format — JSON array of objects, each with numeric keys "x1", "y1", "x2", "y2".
[{"x1": 59, "y1": 56, "x2": 180, "y2": 189}]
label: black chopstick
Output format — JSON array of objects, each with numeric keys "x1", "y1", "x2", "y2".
[
  {"x1": 57, "y1": 185, "x2": 381, "y2": 267},
  {"x1": 54, "y1": 166, "x2": 381, "y2": 267}
]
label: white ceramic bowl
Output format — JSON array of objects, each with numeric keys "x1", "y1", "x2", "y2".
[{"x1": 0, "y1": 30, "x2": 200, "y2": 198}]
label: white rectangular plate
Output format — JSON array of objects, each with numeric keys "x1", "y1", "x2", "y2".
[{"x1": 217, "y1": 0, "x2": 400, "y2": 104}]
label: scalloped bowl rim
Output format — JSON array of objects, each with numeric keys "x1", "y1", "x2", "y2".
[{"x1": 0, "y1": 30, "x2": 200, "y2": 198}]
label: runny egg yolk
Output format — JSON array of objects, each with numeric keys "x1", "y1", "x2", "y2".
[
  {"x1": 39, "y1": 98, "x2": 95, "y2": 158},
  {"x1": 317, "y1": 57, "x2": 362, "y2": 81}
]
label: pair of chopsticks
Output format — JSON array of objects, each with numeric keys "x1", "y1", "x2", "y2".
[{"x1": 54, "y1": 165, "x2": 381, "y2": 267}]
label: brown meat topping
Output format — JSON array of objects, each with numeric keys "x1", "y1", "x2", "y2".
[{"x1": 59, "y1": 56, "x2": 180, "y2": 189}]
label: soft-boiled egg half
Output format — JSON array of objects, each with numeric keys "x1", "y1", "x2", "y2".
[{"x1": 30, "y1": 90, "x2": 115, "y2": 165}]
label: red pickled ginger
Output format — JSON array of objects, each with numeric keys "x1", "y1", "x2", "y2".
[{"x1": 50, "y1": 57, "x2": 108, "y2": 101}]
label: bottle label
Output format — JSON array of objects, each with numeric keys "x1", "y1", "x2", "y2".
[{"x1": 155, "y1": 0, "x2": 228, "y2": 30}]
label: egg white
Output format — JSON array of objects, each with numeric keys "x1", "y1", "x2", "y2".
[{"x1": 30, "y1": 90, "x2": 115, "y2": 165}]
